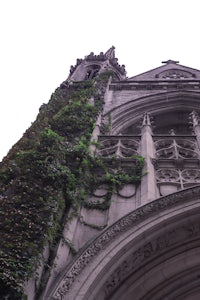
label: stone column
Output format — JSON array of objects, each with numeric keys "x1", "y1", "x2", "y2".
[{"x1": 140, "y1": 113, "x2": 157, "y2": 204}]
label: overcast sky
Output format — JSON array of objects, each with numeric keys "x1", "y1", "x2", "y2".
[{"x1": 1, "y1": 0, "x2": 200, "y2": 161}]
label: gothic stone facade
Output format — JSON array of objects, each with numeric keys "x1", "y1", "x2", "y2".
[
  {"x1": 10, "y1": 48, "x2": 200, "y2": 299},
  {"x1": 35, "y1": 49, "x2": 200, "y2": 300}
]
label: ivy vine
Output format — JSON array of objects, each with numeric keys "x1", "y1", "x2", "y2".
[{"x1": 0, "y1": 71, "x2": 144, "y2": 299}]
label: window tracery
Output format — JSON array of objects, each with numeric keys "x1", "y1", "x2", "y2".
[
  {"x1": 98, "y1": 108, "x2": 200, "y2": 198},
  {"x1": 156, "y1": 168, "x2": 200, "y2": 195},
  {"x1": 98, "y1": 137, "x2": 139, "y2": 158},
  {"x1": 152, "y1": 110, "x2": 200, "y2": 195},
  {"x1": 156, "y1": 69, "x2": 195, "y2": 79},
  {"x1": 155, "y1": 138, "x2": 199, "y2": 159}
]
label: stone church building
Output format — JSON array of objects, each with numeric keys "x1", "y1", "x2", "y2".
[{"x1": 1, "y1": 47, "x2": 200, "y2": 299}]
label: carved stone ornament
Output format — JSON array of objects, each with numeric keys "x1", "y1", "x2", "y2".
[
  {"x1": 157, "y1": 69, "x2": 194, "y2": 79},
  {"x1": 98, "y1": 137, "x2": 139, "y2": 158},
  {"x1": 104, "y1": 219, "x2": 200, "y2": 298},
  {"x1": 156, "y1": 169, "x2": 180, "y2": 183},
  {"x1": 83, "y1": 183, "x2": 111, "y2": 209},
  {"x1": 92, "y1": 184, "x2": 108, "y2": 197},
  {"x1": 155, "y1": 138, "x2": 199, "y2": 159},
  {"x1": 51, "y1": 185, "x2": 200, "y2": 299},
  {"x1": 156, "y1": 169, "x2": 200, "y2": 194},
  {"x1": 117, "y1": 183, "x2": 136, "y2": 198}
]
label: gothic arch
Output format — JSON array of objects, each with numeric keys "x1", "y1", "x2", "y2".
[
  {"x1": 84, "y1": 64, "x2": 101, "y2": 80},
  {"x1": 108, "y1": 90, "x2": 200, "y2": 134},
  {"x1": 48, "y1": 186, "x2": 200, "y2": 300}
]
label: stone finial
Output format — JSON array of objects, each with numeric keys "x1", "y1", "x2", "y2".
[
  {"x1": 142, "y1": 112, "x2": 152, "y2": 126},
  {"x1": 162, "y1": 59, "x2": 179, "y2": 64},
  {"x1": 105, "y1": 46, "x2": 115, "y2": 59},
  {"x1": 169, "y1": 129, "x2": 176, "y2": 135}
]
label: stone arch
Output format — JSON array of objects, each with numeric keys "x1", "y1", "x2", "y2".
[
  {"x1": 84, "y1": 64, "x2": 121, "y2": 81},
  {"x1": 48, "y1": 185, "x2": 200, "y2": 300},
  {"x1": 108, "y1": 90, "x2": 200, "y2": 134}
]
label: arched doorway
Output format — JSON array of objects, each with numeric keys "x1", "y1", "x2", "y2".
[{"x1": 49, "y1": 185, "x2": 200, "y2": 300}]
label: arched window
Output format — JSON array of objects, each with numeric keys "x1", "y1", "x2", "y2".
[{"x1": 85, "y1": 65, "x2": 100, "y2": 80}]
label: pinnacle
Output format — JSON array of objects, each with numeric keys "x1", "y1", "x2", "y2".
[{"x1": 105, "y1": 46, "x2": 115, "y2": 59}]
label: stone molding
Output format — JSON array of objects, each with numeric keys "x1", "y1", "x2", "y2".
[
  {"x1": 51, "y1": 185, "x2": 200, "y2": 299},
  {"x1": 109, "y1": 82, "x2": 200, "y2": 91}
]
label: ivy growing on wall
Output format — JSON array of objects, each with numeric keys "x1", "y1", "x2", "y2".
[
  {"x1": 79, "y1": 155, "x2": 144, "y2": 210},
  {"x1": 0, "y1": 73, "x2": 111, "y2": 299},
  {"x1": 0, "y1": 71, "x2": 144, "y2": 299}
]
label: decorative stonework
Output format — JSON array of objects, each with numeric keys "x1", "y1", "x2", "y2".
[
  {"x1": 155, "y1": 138, "x2": 199, "y2": 159},
  {"x1": 39, "y1": 57, "x2": 200, "y2": 300},
  {"x1": 4, "y1": 49, "x2": 200, "y2": 300},
  {"x1": 182, "y1": 169, "x2": 200, "y2": 183},
  {"x1": 157, "y1": 69, "x2": 195, "y2": 79},
  {"x1": 51, "y1": 185, "x2": 200, "y2": 299},
  {"x1": 117, "y1": 183, "x2": 136, "y2": 198},
  {"x1": 109, "y1": 82, "x2": 200, "y2": 91},
  {"x1": 83, "y1": 184, "x2": 110, "y2": 209},
  {"x1": 156, "y1": 169, "x2": 200, "y2": 195},
  {"x1": 153, "y1": 134, "x2": 200, "y2": 195},
  {"x1": 156, "y1": 169, "x2": 179, "y2": 183},
  {"x1": 92, "y1": 185, "x2": 109, "y2": 197},
  {"x1": 85, "y1": 47, "x2": 126, "y2": 76},
  {"x1": 104, "y1": 219, "x2": 200, "y2": 298},
  {"x1": 98, "y1": 137, "x2": 139, "y2": 158}
]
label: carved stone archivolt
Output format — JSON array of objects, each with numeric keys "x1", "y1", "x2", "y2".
[
  {"x1": 104, "y1": 219, "x2": 200, "y2": 298},
  {"x1": 51, "y1": 186, "x2": 200, "y2": 299}
]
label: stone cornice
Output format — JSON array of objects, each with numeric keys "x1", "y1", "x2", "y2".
[
  {"x1": 51, "y1": 185, "x2": 200, "y2": 299},
  {"x1": 109, "y1": 81, "x2": 200, "y2": 91}
]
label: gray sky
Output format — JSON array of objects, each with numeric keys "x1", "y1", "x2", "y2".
[{"x1": 1, "y1": 0, "x2": 200, "y2": 161}]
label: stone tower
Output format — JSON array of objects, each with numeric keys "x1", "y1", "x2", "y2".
[{"x1": 1, "y1": 48, "x2": 200, "y2": 300}]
